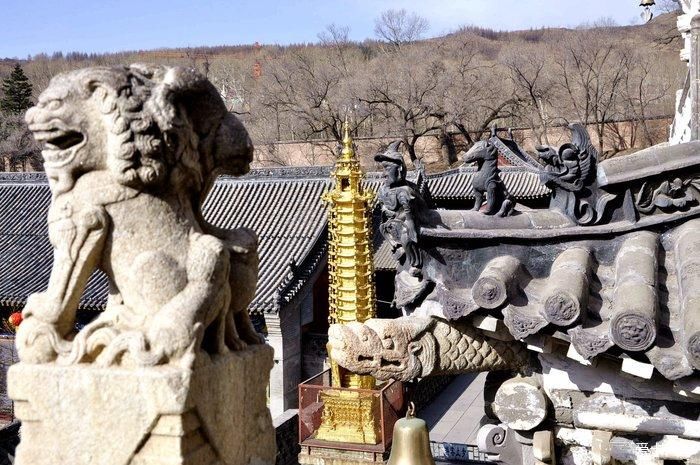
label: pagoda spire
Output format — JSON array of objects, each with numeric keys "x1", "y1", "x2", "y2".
[{"x1": 340, "y1": 119, "x2": 354, "y2": 161}]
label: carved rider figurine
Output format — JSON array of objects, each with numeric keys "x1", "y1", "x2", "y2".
[{"x1": 374, "y1": 141, "x2": 429, "y2": 277}]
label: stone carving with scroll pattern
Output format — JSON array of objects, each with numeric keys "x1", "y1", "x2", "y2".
[
  {"x1": 9, "y1": 65, "x2": 275, "y2": 465},
  {"x1": 18, "y1": 64, "x2": 263, "y2": 367}
]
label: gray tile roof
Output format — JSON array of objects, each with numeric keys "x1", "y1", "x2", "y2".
[
  {"x1": 373, "y1": 238, "x2": 396, "y2": 272},
  {"x1": 0, "y1": 173, "x2": 109, "y2": 311},
  {"x1": 426, "y1": 166, "x2": 549, "y2": 200},
  {"x1": 249, "y1": 165, "x2": 551, "y2": 201},
  {"x1": 203, "y1": 172, "x2": 332, "y2": 313},
  {"x1": 0, "y1": 164, "x2": 548, "y2": 315},
  {"x1": 0, "y1": 171, "x2": 332, "y2": 315}
]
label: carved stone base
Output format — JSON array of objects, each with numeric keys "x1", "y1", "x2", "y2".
[
  {"x1": 8, "y1": 345, "x2": 275, "y2": 465},
  {"x1": 298, "y1": 445, "x2": 386, "y2": 465}
]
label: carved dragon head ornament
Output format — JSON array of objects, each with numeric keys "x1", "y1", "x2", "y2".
[{"x1": 328, "y1": 317, "x2": 436, "y2": 382}]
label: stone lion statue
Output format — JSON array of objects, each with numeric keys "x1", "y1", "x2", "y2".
[{"x1": 19, "y1": 64, "x2": 263, "y2": 367}]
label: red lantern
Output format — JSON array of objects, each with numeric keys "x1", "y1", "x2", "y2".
[{"x1": 8, "y1": 312, "x2": 23, "y2": 328}]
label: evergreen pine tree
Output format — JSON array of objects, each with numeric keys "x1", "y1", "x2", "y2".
[{"x1": 0, "y1": 64, "x2": 33, "y2": 115}]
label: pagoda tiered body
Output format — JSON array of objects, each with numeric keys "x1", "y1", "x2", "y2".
[
  {"x1": 324, "y1": 123, "x2": 376, "y2": 390},
  {"x1": 312, "y1": 123, "x2": 383, "y2": 446}
]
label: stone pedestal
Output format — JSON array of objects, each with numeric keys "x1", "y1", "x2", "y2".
[{"x1": 8, "y1": 345, "x2": 276, "y2": 465}]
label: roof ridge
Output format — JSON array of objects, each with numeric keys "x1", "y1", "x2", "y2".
[{"x1": 0, "y1": 172, "x2": 48, "y2": 183}]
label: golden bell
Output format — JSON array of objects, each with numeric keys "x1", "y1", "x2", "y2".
[{"x1": 387, "y1": 403, "x2": 436, "y2": 465}]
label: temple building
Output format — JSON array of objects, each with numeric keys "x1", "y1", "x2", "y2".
[
  {"x1": 0, "y1": 151, "x2": 548, "y2": 422},
  {"x1": 321, "y1": 4, "x2": 700, "y2": 462}
]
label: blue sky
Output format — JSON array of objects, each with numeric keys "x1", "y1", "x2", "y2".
[{"x1": 0, "y1": 0, "x2": 655, "y2": 59}]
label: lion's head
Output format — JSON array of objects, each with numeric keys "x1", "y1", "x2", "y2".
[{"x1": 26, "y1": 64, "x2": 253, "y2": 195}]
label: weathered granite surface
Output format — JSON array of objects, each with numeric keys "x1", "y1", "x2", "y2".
[
  {"x1": 9, "y1": 346, "x2": 275, "y2": 465},
  {"x1": 18, "y1": 64, "x2": 262, "y2": 367},
  {"x1": 9, "y1": 64, "x2": 274, "y2": 465},
  {"x1": 328, "y1": 316, "x2": 528, "y2": 381}
]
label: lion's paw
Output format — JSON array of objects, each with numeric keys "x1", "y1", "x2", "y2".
[
  {"x1": 146, "y1": 316, "x2": 195, "y2": 362},
  {"x1": 16, "y1": 317, "x2": 67, "y2": 364}
]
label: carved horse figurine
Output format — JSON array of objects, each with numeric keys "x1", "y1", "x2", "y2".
[{"x1": 462, "y1": 140, "x2": 515, "y2": 216}]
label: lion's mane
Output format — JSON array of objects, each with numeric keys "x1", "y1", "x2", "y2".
[{"x1": 53, "y1": 64, "x2": 249, "y2": 193}]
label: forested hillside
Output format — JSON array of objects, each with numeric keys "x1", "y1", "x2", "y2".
[{"x1": 0, "y1": 9, "x2": 687, "y2": 170}]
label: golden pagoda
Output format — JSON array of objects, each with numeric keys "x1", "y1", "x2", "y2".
[{"x1": 315, "y1": 121, "x2": 381, "y2": 444}]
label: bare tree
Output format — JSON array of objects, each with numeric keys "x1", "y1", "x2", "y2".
[
  {"x1": 318, "y1": 24, "x2": 352, "y2": 74},
  {"x1": 361, "y1": 44, "x2": 445, "y2": 162},
  {"x1": 505, "y1": 48, "x2": 555, "y2": 145},
  {"x1": 185, "y1": 48, "x2": 211, "y2": 78},
  {"x1": 440, "y1": 39, "x2": 521, "y2": 162},
  {"x1": 0, "y1": 113, "x2": 41, "y2": 171},
  {"x1": 621, "y1": 51, "x2": 675, "y2": 146},
  {"x1": 259, "y1": 45, "x2": 369, "y2": 147},
  {"x1": 374, "y1": 9, "x2": 429, "y2": 51},
  {"x1": 552, "y1": 31, "x2": 631, "y2": 155},
  {"x1": 0, "y1": 12, "x2": 685, "y2": 171},
  {"x1": 208, "y1": 59, "x2": 251, "y2": 114}
]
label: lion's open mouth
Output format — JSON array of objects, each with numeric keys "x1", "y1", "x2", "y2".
[
  {"x1": 44, "y1": 130, "x2": 84, "y2": 150},
  {"x1": 33, "y1": 128, "x2": 84, "y2": 151},
  {"x1": 29, "y1": 121, "x2": 86, "y2": 166}
]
